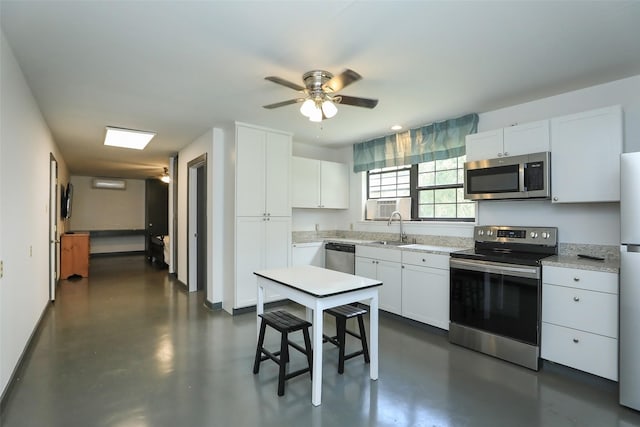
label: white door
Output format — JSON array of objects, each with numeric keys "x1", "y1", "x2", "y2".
[{"x1": 49, "y1": 158, "x2": 58, "y2": 301}]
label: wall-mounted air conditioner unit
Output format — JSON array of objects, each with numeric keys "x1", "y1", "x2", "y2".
[
  {"x1": 365, "y1": 197, "x2": 411, "y2": 220},
  {"x1": 92, "y1": 178, "x2": 126, "y2": 190}
]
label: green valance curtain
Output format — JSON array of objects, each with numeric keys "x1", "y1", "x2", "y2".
[{"x1": 352, "y1": 113, "x2": 479, "y2": 173}]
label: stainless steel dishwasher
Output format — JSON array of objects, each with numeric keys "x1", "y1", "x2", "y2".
[{"x1": 324, "y1": 242, "x2": 355, "y2": 274}]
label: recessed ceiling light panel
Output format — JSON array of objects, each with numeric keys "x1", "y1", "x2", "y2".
[
  {"x1": 104, "y1": 126, "x2": 156, "y2": 150},
  {"x1": 391, "y1": 125, "x2": 403, "y2": 131}
]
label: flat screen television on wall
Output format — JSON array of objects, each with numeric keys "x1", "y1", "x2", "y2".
[{"x1": 61, "y1": 182, "x2": 73, "y2": 219}]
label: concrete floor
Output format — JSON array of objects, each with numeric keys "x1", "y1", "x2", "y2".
[{"x1": 2, "y1": 254, "x2": 640, "y2": 427}]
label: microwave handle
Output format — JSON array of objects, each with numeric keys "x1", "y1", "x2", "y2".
[{"x1": 519, "y1": 163, "x2": 526, "y2": 192}]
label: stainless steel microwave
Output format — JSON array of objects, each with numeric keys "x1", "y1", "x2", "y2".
[{"x1": 464, "y1": 151, "x2": 551, "y2": 200}]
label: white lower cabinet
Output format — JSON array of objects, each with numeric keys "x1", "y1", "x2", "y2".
[
  {"x1": 401, "y1": 252, "x2": 450, "y2": 330},
  {"x1": 235, "y1": 216, "x2": 290, "y2": 309},
  {"x1": 541, "y1": 265, "x2": 619, "y2": 380},
  {"x1": 292, "y1": 242, "x2": 324, "y2": 267},
  {"x1": 355, "y1": 246, "x2": 402, "y2": 315}
]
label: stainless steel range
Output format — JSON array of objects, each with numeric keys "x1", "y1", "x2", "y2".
[{"x1": 449, "y1": 225, "x2": 558, "y2": 370}]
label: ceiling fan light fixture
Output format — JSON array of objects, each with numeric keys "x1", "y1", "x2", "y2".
[
  {"x1": 321, "y1": 100, "x2": 338, "y2": 118},
  {"x1": 160, "y1": 167, "x2": 170, "y2": 183},
  {"x1": 300, "y1": 99, "x2": 316, "y2": 117},
  {"x1": 309, "y1": 107, "x2": 323, "y2": 122}
]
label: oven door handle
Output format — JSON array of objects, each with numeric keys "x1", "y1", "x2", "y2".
[{"x1": 450, "y1": 258, "x2": 540, "y2": 279}]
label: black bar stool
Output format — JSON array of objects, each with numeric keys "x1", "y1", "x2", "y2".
[
  {"x1": 323, "y1": 304, "x2": 370, "y2": 374},
  {"x1": 253, "y1": 310, "x2": 313, "y2": 396}
]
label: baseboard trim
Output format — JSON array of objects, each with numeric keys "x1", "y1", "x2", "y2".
[
  {"x1": 204, "y1": 300, "x2": 222, "y2": 311},
  {"x1": 1, "y1": 300, "x2": 51, "y2": 411}
]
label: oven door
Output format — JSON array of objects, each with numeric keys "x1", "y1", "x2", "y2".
[{"x1": 449, "y1": 258, "x2": 541, "y2": 345}]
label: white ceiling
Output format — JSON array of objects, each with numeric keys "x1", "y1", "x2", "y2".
[{"x1": 2, "y1": 1, "x2": 640, "y2": 179}]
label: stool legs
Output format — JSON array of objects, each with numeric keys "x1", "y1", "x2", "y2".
[
  {"x1": 253, "y1": 320, "x2": 268, "y2": 374},
  {"x1": 252, "y1": 310, "x2": 313, "y2": 397},
  {"x1": 357, "y1": 315, "x2": 370, "y2": 364},
  {"x1": 277, "y1": 331, "x2": 289, "y2": 396},
  {"x1": 302, "y1": 327, "x2": 313, "y2": 378},
  {"x1": 336, "y1": 317, "x2": 347, "y2": 374}
]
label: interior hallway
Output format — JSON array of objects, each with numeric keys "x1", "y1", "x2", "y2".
[{"x1": 1, "y1": 255, "x2": 639, "y2": 427}]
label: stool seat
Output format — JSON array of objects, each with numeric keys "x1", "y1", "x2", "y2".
[
  {"x1": 324, "y1": 304, "x2": 370, "y2": 374},
  {"x1": 253, "y1": 310, "x2": 313, "y2": 396}
]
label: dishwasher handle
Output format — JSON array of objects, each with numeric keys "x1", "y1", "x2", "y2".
[{"x1": 325, "y1": 242, "x2": 355, "y2": 253}]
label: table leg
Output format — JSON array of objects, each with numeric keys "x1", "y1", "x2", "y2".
[
  {"x1": 256, "y1": 282, "x2": 265, "y2": 340},
  {"x1": 311, "y1": 302, "x2": 323, "y2": 406},
  {"x1": 370, "y1": 293, "x2": 379, "y2": 380}
]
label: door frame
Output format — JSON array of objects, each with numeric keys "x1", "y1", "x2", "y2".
[
  {"x1": 187, "y1": 154, "x2": 207, "y2": 294},
  {"x1": 49, "y1": 154, "x2": 59, "y2": 301}
]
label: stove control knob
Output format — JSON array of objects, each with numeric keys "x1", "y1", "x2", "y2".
[
  {"x1": 486, "y1": 230, "x2": 493, "y2": 236},
  {"x1": 541, "y1": 232, "x2": 549, "y2": 239},
  {"x1": 478, "y1": 230, "x2": 484, "y2": 236},
  {"x1": 530, "y1": 232, "x2": 538, "y2": 239}
]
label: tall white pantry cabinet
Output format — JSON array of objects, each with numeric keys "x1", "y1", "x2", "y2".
[{"x1": 234, "y1": 123, "x2": 292, "y2": 310}]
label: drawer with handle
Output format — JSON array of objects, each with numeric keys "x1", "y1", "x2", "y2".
[
  {"x1": 542, "y1": 283, "x2": 618, "y2": 338},
  {"x1": 541, "y1": 322, "x2": 617, "y2": 381},
  {"x1": 543, "y1": 265, "x2": 618, "y2": 294}
]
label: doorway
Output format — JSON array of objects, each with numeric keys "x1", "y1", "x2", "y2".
[
  {"x1": 49, "y1": 154, "x2": 59, "y2": 301},
  {"x1": 187, "y1": 155, "x2": 207, "y2": 294}
]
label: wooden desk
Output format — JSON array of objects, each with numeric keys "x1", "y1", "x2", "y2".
[
  {"x1": 60, "y1": 233, "x2": 90, "y2": 278},
  {"x1": 254, "y1": 265, "x2": 382, "y2": 406}
]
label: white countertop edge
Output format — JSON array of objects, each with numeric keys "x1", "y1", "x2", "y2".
[{"x1": 255, "y1": 265, "x2": 382, "y2": 297}]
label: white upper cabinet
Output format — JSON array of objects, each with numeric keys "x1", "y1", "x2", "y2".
[
  {"x1": 550, "y1": 105, "x2": 623, "y2": 203},
  {"x1": 466, "y1": 120, "x2": 550, "y2": 162},
  {"x1": 465, "y1": 129, "x2": 503, "y2": 161},
  {"x1": 236, "y1": 124, "x2": 292, "y2": 216},
  {"x1": 503, "y1": 120, "x2": 550, "y2": 156},
  {"x1": 291, "y1": 157, "x2": 349, "y2": 209}
]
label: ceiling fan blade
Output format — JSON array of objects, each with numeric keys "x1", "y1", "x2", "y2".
[
  {"x1": 337, "y1": 95, "x2": 378, "y2": 109},
  {"x1": 322, "y1": 69, "x2": 362, "y2": 93},
  {"x1": 264, "y1": 76, "x2": 305, "y2": 91},
  {"x1": 262, "y1": 99, "x2": 304, "y2": 109}
]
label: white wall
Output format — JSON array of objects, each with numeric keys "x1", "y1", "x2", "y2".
[
  {"x1": 68, "y1": 176, "x2": 146, "y2": 253},
  {"x1": 176, "y1": 127, "x2": 230, "y2": 305},
  {"x1": 0, "y1": 29, "x2": 69, "y2": 397}
]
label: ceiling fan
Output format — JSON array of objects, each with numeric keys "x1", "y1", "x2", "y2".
[{"x1": 263, "y1": 69, "x2": 378, "y2": 122}]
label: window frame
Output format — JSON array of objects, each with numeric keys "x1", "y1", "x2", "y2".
[{"x1": 367, "y1": 157, "x2": 475, "y2": 222}]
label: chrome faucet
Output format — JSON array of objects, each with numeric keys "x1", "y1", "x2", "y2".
[{"x1": 387, "y1": 211, "x2": 407, "y2": 242}]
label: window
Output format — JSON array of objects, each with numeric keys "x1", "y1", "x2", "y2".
[{"x1": 367, "y1": 155, "x2": 475, "y2": 221}]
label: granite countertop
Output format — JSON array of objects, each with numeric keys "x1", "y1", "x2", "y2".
[
  {"x1": 542, "y1": 255, "x2": 620, "y2": 273},
  {"x1": 293, "y1": 237, "x2": 469, "y2": 255}
]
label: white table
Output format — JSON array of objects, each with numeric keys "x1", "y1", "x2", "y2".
[{"x1": 254, "y1": 265, "x2": 382, "y2": 406}]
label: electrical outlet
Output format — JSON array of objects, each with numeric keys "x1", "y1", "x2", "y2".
[
  {"x1": 30, "y1": 246, "x2": 33, "y2": 257},
  {"x1": 315, "y1": 224, "x2": 319, "y2": 232},
  {"x1": 0, "y1": 260, "x2": 3, "y2": 278},
  {"x1": 350, "y1": 223, "x2": 354, "y2": 231}
]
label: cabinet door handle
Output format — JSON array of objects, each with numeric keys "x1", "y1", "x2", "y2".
[
  {"x1": 573, "y1": 296, "x2": 580, "y2": 302},
  {"x1": 422, "y1": 258, "x2": 426, "y2": 262},
  {"x1": 573, "y1": 338, "x2": 579, "y2": 343},
  {"x1": 503, "y1": 152, "x2": 509, "y2": 156},
  {"x1": 573, "y1": 277, "x2": 580, "y2": 282}
]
